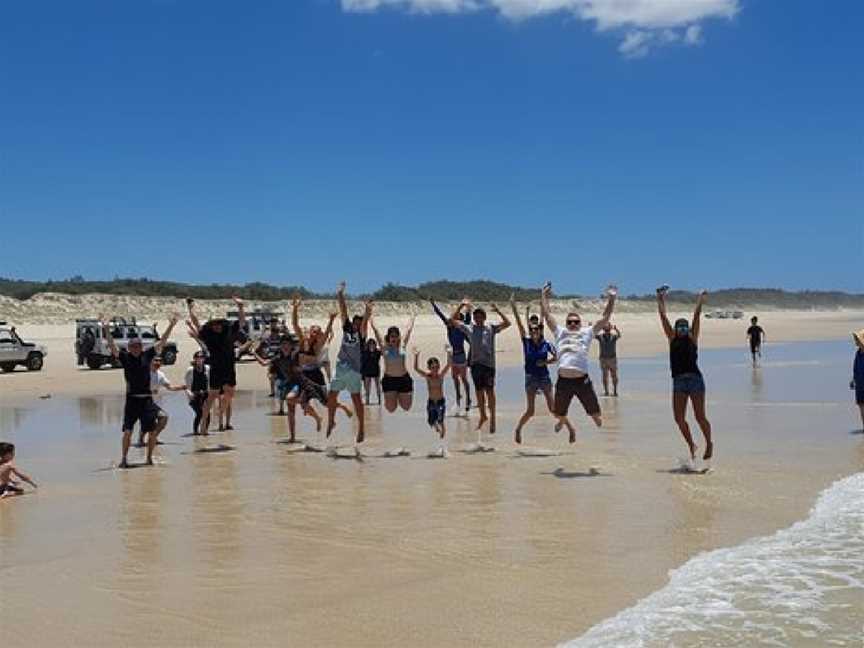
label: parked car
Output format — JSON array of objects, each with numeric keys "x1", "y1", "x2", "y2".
[
  {"x1": 226, "y1": 309, "x2": 283, "y2": 360},
  {"x1": 0, "y1": 322, "x2": 47, "y2": 372},
  {"x1": 75, "y1": 318, "x2": 179, "y2": 370}
]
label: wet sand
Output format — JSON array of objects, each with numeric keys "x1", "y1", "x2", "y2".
[{"x1": 2, "y1": 340, "x2": 863, "y2": 647}]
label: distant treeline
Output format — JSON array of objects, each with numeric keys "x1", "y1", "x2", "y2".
[{"x1": 1, "y1": 277, "x2": 863, "y2": 307}]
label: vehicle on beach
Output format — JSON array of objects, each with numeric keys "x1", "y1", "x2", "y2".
[
  {"x1": 0, "y1": 322, "x2": 47, "y2": 372},
  {"x1": 226, "y1": 308, "x2": 283, "y2": 360},
  {"x1": 705, "y1": 310, "x2": 746, "y2": 320},
  {"x1": 75, "y1": 318, "x2": 179, "y2": 369}
]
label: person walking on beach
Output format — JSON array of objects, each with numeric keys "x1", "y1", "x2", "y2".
[
  {"x1": 596, "y1": 323, "x2": 622, "y2": 397},
  {"x1": 362, "y1": 338, "x2": 382, "y2": 405},
  {"x1": 510, "y1": 294, "x2": 556, "y2": 444},
  {"x1": 102, "y1": 312, "x2": 179, "y2": 468},
  {"x1": 0, "y1": 442, "x2": 37, "y2": 498},
  {"x1": 185, "y1": 351, "x2": 211, "y2": 436},
  {"x1": 451, "y1": 300, "x2": 511, "y2": 434},
  {"x1": 371, "y1": 315, "x2": 416, "y2": 413},
  {"x1": 187, "y1": 296, "x2": 245, "y2": 434},
  {"x1": 327, "y1": 282, "x2": 371, "y2": 443},
  {"x1": 747, "y1": 316, "x2": 766, "y2": 366},
  {"x1": 430, "y1": 298, "x2": 472, "y2": 414},
  {"x1": 851, "y1": 330, "x2": 864, "y2": 431},
  {"x1": 541, "y1": 283, "x2": 616, "y2": 443},
  {"x1": 657, "y1": 286, "x2": 714, "y2": 462},
  {"x1": 413, "y1": 349, "x2": 452, "y2": 451}
]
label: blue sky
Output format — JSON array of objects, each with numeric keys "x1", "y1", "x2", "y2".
[{"x1": 1, "y1": 0, "x2": 862, "y2": 295}]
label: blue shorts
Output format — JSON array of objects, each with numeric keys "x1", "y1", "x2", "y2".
[
  {"x1": 330, "y1": 364, "x2": 363, "y2": 395},
  {"x1": 525, "y1": 373, "x2": 552, "y2": 393},
  {"x1": 673, "y1": 373, "x2": 706, "y2": 395},
  {"x1": 275, "y1": 377, "x2": 301, "y2": 401},
  {"x1": 427, "y1": 399, "x2": 446, "y2": 426},
  {"x1": 856, "y1": 387, "x2": 864, "y2": 405}
]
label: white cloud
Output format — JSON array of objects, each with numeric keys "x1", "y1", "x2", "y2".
[{"x1": 341, "y1": 0, "x2": 739, "y2": 56}]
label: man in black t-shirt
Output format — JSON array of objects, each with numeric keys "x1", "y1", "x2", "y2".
[
  {"x1": 187, "y1": 296, "x2": 246, "y2": 434},
  {"x1": 102, "y1": 312, "x2": 179, "y2": 468},
  {"x1": 746, "y1": 316, "x2": 766, "y2": 366}
]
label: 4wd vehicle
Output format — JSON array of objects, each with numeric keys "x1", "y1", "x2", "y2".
[
  {"x1": 226, "y1": 308, "x2": 283, "y2": 360},
  {"x1": 0, "y1": 322, "x2": 47, "y2": 372},
  {"x1": 75, "y1": 318, "x2": 179, "y2": 370}
]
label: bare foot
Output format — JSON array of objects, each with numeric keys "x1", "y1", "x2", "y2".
[
  {"x1": 688, "y1": 442, "x2": 698, "y2": 462},
  {"x1": 356, "y1": 430, "x2": 365, "y2": 444},
  {"x1": 554, "y1": 421, "x2": 563, "y2": 433},
  {"x1": 489, "y1": 420, "x2": 496, "y2": 435},
  {"x1": 514, "y1": 428, "x2": 522, "y2": 445},
  {"x1": 118, "y1": 460, "x2": 130, "y2": 469},
  {"x1": 592, "y1": 415, "x2": 602, "y2": 428},
  {"x1": 476, "y1": 416, "x2": 488, "y2": 431},
  {"x1": 145, "y1": 458, "x2": 154, "y2": 466},
  {"x1": 326, "y1": 421, "x2": 336, "y2": 438},
  {"x1": 703, "y1": 441, "x2": 714, "y2": 461},
  {"x1": 225, "y1": 424, "x2": 234, "y2": 431},
  {"x1": 569, "y1": 429, "x2": 576, "y2": 444}
]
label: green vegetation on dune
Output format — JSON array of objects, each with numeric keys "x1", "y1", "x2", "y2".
[{"x1": 0, "y1": 277, "x2": 862, "y2": 308}]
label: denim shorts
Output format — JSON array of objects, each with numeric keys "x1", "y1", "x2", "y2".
[
  {"x1": 673, "y1": 373, "x2": 706, "y2": 394},
  {"x1": 525, "y1": 373, "x2": 552, "y2": 393}
]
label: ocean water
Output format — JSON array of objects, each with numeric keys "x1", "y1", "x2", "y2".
[
  {"x1": 566, "y1": 474, "x2": 864, "y2": 647},
  {"x1": 564, "y1": 340, "x2": 864, "y2": 647}
]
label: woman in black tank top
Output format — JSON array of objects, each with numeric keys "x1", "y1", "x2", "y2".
[{"x1": 657, "y1": 287, "x2": 714, "y2": 465}]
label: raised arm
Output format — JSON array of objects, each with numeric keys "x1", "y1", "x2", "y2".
[
  {"x1": 100, "y1": 315, "x2": 120, "y2": 359},
  {"x1": 657, "y1": 289, "x2": 674, "y2": 340},
  {"x1": 156, "y1": 313, "x2": 179, "y2": 354},
  {"x1": 691, "y1": 290, "x2": 707, "y2": 340},
  {"x1": 491, "y1": 303, "x2": 511, "y2": 333},
  {"x1": 360, "y1": 300, "x2": 373, "y2": 339},
  {"x1": 336, "y1": 282, "x2": 349, "y2": 323},
  {"x1": 412, "y1": 349, "x2": 429, "y2": 378},
  {"x1": 403, "y1": 315, "x2": 417, "y2": 348},
  {"x1": 369, "y1": 316, "x2": 383, "y2": 347},
  {"x1": 510, "y1": 294, "x2": 526, "y2": 338},
  {"x1": 186, "y1": 298, "x2": 201, "y2": 333},
  {"x1": 450, "y1": 299, "x2": 470, "y2": 326},
  {"x1": 291, "y1": 294, "x2": 305, "y2": 342},
  {"x1": 232, "y1": 296, "x2": 246, "y2": 331},
  {"x1": 613, "y1": 324, "x2": 622, "y2": 339},
  {"x1": 431, "y1": 299, "x2": 449, "y2": 327},
  {"x1": 540, "y1": 283, "x2": 557, "y2": 331},
  {"x1": 323, "y1": 312, "x2": 337, "y2": 344},
  {"x1": 593, "y1": 285, "x2": 618, "y2": 333}
]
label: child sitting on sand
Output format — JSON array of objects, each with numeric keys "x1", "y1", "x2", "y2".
[
  {"x1": 413, "y1": 349, "x2": 452, "y2": 443},
  {"x1": 0, "y1": 442, "x2": 38, "y2": 498}
]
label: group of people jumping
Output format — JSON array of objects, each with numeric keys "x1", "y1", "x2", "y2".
[
  {"x1": 3, "y1": 284, "x2": 864, "y2": 495},
  {"x1": 94, "y1": 281, "x2": 725, "y2": 469}
]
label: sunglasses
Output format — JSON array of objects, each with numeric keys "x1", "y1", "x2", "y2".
[
  {"x1": 529, "y1": 327, "x2": 542, "y2": 333},
  {"x1": 566, "y1": 319, "x2": 581, "y2": 326}
]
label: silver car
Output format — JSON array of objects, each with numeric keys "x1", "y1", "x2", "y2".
[{"x1": 0, "y1": 323, "x2": 47, "y2": 372}]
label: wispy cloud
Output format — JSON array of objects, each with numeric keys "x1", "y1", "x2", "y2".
[{"x1": 341, "y1": 0, "x2": 739, "y2": 56}]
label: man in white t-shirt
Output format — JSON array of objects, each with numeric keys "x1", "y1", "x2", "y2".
[
  {"x1": 541, "y1": 283, "x2": 617, "y2": 443},
  {"x1": 135, "y1": 355, "x2": 184, "y2": 448}
]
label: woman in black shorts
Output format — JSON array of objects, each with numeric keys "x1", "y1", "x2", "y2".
[
  {"x1": 657, "y1": 286, "x2": 714, "y2": 463},
  {"x1": 362, "y1": 338, "x2": 382, "y2": 405},
  {"x1": 371, "y1": 315, "x2": 415, "y2": 413}
]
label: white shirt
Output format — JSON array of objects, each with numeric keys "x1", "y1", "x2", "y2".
[
  {"x1": 150, "y1": 369, "x2": 171, "y2": 402},
  {"x1": 554, "y1": 325, "x2": 595, "y2": 376}
]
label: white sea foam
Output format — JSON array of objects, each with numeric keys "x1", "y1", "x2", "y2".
[{"x1": 564, "y1": 472, "x2": 864, "y2": 648}]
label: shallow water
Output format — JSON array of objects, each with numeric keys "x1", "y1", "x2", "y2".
[{"x1": 1, "y1": 342, "x2": 862, "y2": 647}]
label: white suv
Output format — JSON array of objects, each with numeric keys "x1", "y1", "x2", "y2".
[{"x1": 0, "y1": 323, "x2": 47, "y2": 372}]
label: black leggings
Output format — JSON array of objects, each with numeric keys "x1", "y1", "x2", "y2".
[{"x1": 189, "y1": 393, "x2": 209, "y2": 433}]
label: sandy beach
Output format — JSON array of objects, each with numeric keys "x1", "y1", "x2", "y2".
[{"x1": 2, "y1": 298, "x2": 863, "y2": 646}]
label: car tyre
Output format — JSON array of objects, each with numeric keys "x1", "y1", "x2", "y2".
[{"x1": 26, "y1": 353, "x2": 43, "y2": 371}]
